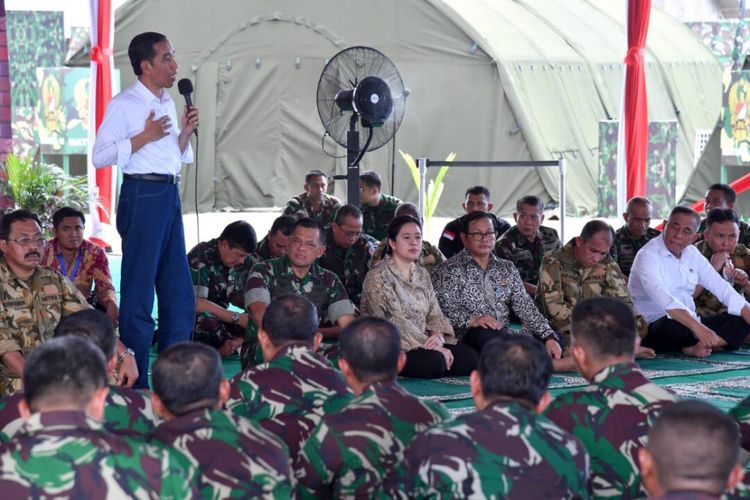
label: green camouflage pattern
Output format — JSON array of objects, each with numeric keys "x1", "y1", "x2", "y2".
[
  {"x1": 693, "y1": 241, "x2": 750, "y2": 317},
  {"x1": 371, "y1": 239, "x2": 445, "y2": 275},
  {"x1": 686, "y1": 21, "x2": 750, "y2": 69},
  {"x1": 226, "y1": 344, "x2": 353, "y2": 461},
  {"x1": 611, "y1": 226, "x2": 661, "y2": 277},
  {"x1": 389, "y1": 400, "x2": 590, "y2": 499},
  {"x1": 544, "y1": 362, "x2": 678, "y2": 499},
  {"x1": 0, "y1": 385, "x2": 159, "y2": 443},
  {"x1": 149, "y1": 407, "x2": 293, "y2": 499},
  {"x1": 283, "y1": 193, "x2": 342, "y2": 228},
  {"x1": 494, "y1": 225, "x2": 562, "y2": 285},
  {"x1": 730, "y1": 394, "x2": 750, "y2": 453},
  {"x1": 536, "y1": 239, "x2": 647, "y2": 342},
  {"x1": 361, "y1": 194, "x2": 401, "y2": 241},
  {"x1": 0, "y1": 410, "x2": 200, "y2": 498},
  {"x1": 597, "y1": 121, "x2": 677, "y2": 220},
  {"x1": 317, "y1": 226, "x2": 376, "y2": 306},
  {"x1": 254, "y1": 236, "x2": 274, "y2": 261},
  {"x1": 295, "y1": 380, "x2": 449, "y2": 498},
  {"x1": 0, "y1": 257, "x2": 90, "y2": 396},
  {"x1": 188, "y1": 239, "x2": 255, "y2": 347},
  {"x1": 697, "y1": 219, "x2": 750, "y2": 247}
]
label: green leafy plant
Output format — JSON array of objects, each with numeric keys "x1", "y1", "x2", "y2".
[
  {"x1": 3, "y1": 153, "x2": 93, "y2": 233},
  {"x1": 399, "y1": 150, "x2": 455, "y2": 229}
]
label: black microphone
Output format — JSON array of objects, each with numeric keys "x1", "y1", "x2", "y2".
[{"x1": 177, "y1": 78, "x2": 198, "y2": 136}]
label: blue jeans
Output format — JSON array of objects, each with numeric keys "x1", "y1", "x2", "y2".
[{"x1": 116, "y1": 178, "x2": 195, "y2": 388}]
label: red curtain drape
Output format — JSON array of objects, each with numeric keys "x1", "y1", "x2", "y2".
[
  {"x1": 624, "y1": 0, "x2": 651, "y2": 199},
  {"x1": 91, "y1": 0, "x2": 113, "y2": 231}
]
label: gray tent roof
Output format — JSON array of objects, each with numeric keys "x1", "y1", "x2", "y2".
[{"x1": 109, "y1": 0, "x2": 721, "y2": 217}]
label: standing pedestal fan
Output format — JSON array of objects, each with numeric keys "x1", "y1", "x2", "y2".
[{"x1": 316, "y1": 46, "x2": 406, "y2": 206}]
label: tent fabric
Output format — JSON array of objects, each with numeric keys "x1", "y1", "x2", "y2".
[{"x1": 107, "y1": 0, "x2": 722, "y2": 217}]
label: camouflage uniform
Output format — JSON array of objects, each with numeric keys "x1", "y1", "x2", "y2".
[
  {"x1": 255, "y1": 235, "x2": 274, "y2": 261},
  {"x1": 371, "y1": 239, "x2": 445, "y2": 274},
  {"x1": 544, "y1": 362, "x2": 678, "y2": 498},
  {"x1": 494, "y1": 225, "x2": 562, "y2": 286},
  {"x1": 730, "y1": 395, "x2": 750, "y2": 453},
  {"x1": 149, "y1": 407, "x2": 293, "y2": 499},
  {"x1": 0, "y1": 257, "x2": 90, "y2": 396},
  {"x1": 225, "y1": 344, "x2": 353, "y2": 462},
  {"x1": 697, "y1": 218, "x2": 750, "y2": 246},
  {"x1": 188, "y1": 239, "x2": 255, "y2": 349},
  {"x1": 0, "y1": 385, "x2": 159, "y2": 442},
  {"x1": 283, "y1": 193, "x2": 342, "y2": 228},
  {"x1": 0, "y1": 410, "x2": 200, "y2": 497},
  {"x1": 317, "y1": 226, "x2": 376, "y2": 306},
  {"x1": 389, "y1": 400, "x2": 590, "y2": 499},
  {"x1": 693, "y1": 240, "x2": 750, "y2": 317},
  {"x1": 536, "y1": 239, "x2": 647, "y2": 343},
  {"x1": 611, "y1": 226, "x2": 661, "y2": 277},
  {"x1": 295, "y1": 380, "x2": 449, "y2": 498},
  {"x1": 361, "y1": 194, "x2": 401, "y2": 241}
]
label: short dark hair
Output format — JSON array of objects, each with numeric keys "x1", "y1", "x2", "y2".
[
  {"x1": 571, "y1": 298, "x2": 636, "y2": 359},
  {"x1": 707, "y1": 183, "x2": 737, "y2": 204},
  {"x1": 705, "y1": 208, "x2": 740, "y2": 229},
  {"x1": 305, "y1": 170, "x2": 327, "y2": 184},
  {"x1": 262, "y1": 295, "x2": 319, "y2": 346},
  {"x1": 359, "y1": 170, "x2": 382, "y2": 190},
  {"x1": 669, "y1": 206, "x2": 701, "y2": 229},
  {"x1": 24, "y1": 336, "x2": 108, "y2": 412},
  {"x1": 152, "y1": 342, "x2": 223, "y2": 416},
  {"x1": 334, "y1": 204, "x2": 363, "y2": 226},
  {"x1": 516, "y1": 195, "x2": 544, "y2": 212},
  {"x1": 340, "y1": 316, "x2": 401, "y2": 382},
  {"x1": 270, "y1": 215, "x2": 296, "y2": 237},
  {"x1": 385, "y1": 215, "x2": 421, "y2": 255},
  {"x1": 53, "y1": 309, "x2": 116, "y2": 359},
  {"x1": 292, "y1": 218, "x2": 326, "y2": 245},
  {"x1": 52, "y1": 207, "x2": 85, "y2": 229},
  {"x1": 461, "y1": 210, "x2": 494, "y2": 235},
  {"x1": 626, "y1": 197, "x2": 651, "y2": 212},
  {"x1": 477, "y1": 336, "x2": 552, "y2": 405},
  {"x1": 465, "y1": 186, "x2": 490, "y2": 199},
  {"x1": 128, "y1": 32, "x2": 167, "y2": 76},
  {"x1": 219, "y1": 220, "x2": 257, "y2": 254},
  {"x1": 394, "y1": 202, "x2": 420, "y2": 220},
  {"x1": 0, "y1": 209, "x2": 42, "y2": 240},
  {"x1": 648, "y1": 400, "x2": 739, "y2": 492},
  {"x1": 580, "y1": 220, "x2": 614, "y2": 241}
]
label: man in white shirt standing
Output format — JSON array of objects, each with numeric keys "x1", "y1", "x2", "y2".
[
  {"x1": 629, "y1": 206, "x2": 750, "y2": 357},
  {"x1": 92, "y1": 32, "x2": 199, "y2": 388}
]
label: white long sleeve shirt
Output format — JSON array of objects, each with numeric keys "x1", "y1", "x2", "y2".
[
  {"x1": 92, "y1": 80, "x2": 193, "y2": 175},
  {"x1": 628, "y1": 235, "x2": 747, "y2": 323}
]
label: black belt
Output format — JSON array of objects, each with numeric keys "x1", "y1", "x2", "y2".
[{"x1": 123, "y1": 173, "x2": 180, "y2": 184}]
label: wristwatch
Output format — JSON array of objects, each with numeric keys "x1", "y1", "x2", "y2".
[
  {"x1": 231, "y1": 313, "x2": 240, "y2": 323},
  {"x1": 118, "y1": 348, "x2": 135, "y2": 363}
]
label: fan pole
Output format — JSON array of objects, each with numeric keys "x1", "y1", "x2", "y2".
[{"x1": 346, "y1": 115, "x2": 360, "y2": 206}]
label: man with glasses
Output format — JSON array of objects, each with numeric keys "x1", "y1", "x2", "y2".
[
  {"x1": 432, "y1": 212, "x2": 561, "y2": 358},
  {"x1": 0, "y1": 210, "x2": 91, "y2": 396},
  {"x1": 494, "y1": 195, "x2": 561, "y2": 296},
  {"x1": 318, "y1": 204, "x2": 376, "y2": 307}
]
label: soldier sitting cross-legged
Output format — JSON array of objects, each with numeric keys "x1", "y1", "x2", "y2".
[
  {"x1": 149, "y1": 342, "x2": 293, "y2": 499},
  {"x1": 544, "y1": 297, "x2": 677, "y2": 499},
  {"x1": 295, "y1": 316, "x2": 449, "y2": 498},
  {"x1": 390, "y1": 335, "x2": 590, "y2": 498},
  {"x1": 0, "y1": 336, "x2": 200, "y2": 497}
]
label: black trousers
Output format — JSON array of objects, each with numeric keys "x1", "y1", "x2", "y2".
[
  {"x1": 462, "y1": 326, "x2": 504, "y2": 352},
  {"x1": 401, "y1": 343, "x2": 478, "y2": 379},
  {"x1": 642, "y1": 313, "x2": 750, "y2": 352}
]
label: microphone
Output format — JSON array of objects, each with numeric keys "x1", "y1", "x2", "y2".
[{"x1": 177, "y1": 78, "x2": 198, "y2": 136}]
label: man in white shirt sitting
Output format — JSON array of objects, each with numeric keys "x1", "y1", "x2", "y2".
[{"x1": 629, "y1": 206, "x2": 750, "y2": 357}]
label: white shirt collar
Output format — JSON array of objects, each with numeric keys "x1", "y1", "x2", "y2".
[{"x1": 133, "y1": 79, "x2": 171, "y2": 105}]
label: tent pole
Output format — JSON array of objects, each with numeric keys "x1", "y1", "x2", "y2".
[
  {"x1": 418, "y1": 157, "x2": 427, "y2": 220},
  {"x1": 559, "y1": 158, "x2": 566, "y2": 243}
]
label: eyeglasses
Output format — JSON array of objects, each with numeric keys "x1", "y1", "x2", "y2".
[
  {"x1": 466, "y1": 231, "x2": 496, "y2": 241},
  {"x1": 9, "y1": 237, "x2": 46, "y2": 248}
]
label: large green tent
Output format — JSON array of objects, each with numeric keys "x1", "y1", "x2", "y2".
[{"x1": 105, "y1": 0, "x2": 721, "y2": 217}]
